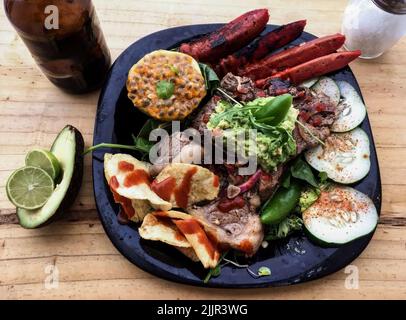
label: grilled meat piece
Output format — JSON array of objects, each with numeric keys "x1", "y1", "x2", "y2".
[
  {"x1": 220, "y1": 72, "x2": 258, "y2": 102},
  {"x1": 258, "y1": 165, "x2": 284, "y2": 202},
  {"x1": 190, "y1": 95, "x2": 220, "y2": 134},
  {"x1": 189, "y1": 197, "x2": 264, "y2": 256}
]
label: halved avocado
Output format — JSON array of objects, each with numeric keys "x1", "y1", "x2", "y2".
[{"x1": 17, "y1": 125, "x2": 84, "y2": 228}]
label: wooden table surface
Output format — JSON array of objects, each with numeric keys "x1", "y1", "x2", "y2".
[{"x1": 1, "y1": 0, "x2": 405, "y2": 300}]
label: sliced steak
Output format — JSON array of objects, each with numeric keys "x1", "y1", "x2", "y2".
[
  {"x1": 220, "y1": 72, "x2": 258, "y2": 102},
  {"x1": 190, "y1": 95, "x2": 220, "y2": 134},
  {"x1": 188, "y1": 198, "x2": 264, "y2": 257},
  {"x1": 258, "y1": 165, "x2": 284, "y2": 202}
]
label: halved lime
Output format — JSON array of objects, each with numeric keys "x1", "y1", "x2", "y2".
[
  {"x1": 25, "y1": 149, "x2": 61, "y2": 181},
  {"x1": 6, "y1": 166, "x2": 54, "y2": 210}
]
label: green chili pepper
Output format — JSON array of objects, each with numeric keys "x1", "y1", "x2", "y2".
[
  {"x1": 254, "y1": 94, "x2": 293, "y2": 126},
  {"x1": 260, "y1": 181, "x2": 302, "y2": 225}
]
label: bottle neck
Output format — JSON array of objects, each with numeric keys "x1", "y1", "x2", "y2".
[{"x1": 371, "y1": 0, "x2": 406, "y2": 14}]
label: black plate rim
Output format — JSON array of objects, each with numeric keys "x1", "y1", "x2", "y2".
[{"x1": 92, "y1": 24, "x2": 382, "y2": 288}]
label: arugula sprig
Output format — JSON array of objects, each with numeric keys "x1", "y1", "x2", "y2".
[{"x1": 84, "y1": 119, "x2": 170, "y2": 155}]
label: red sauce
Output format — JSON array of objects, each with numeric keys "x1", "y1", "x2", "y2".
[
  {"x1": 153, "y1": 210, "x2": 169, "y2": 218},
  {"x1": 151, "y1": 177, "x2": 177, "y2": 201},
  {"x1": 238, "y1": 239, "x2": 253, "y2": 254},
  {"x1": 213, "y1": 175, "x2": 219, "y2": 188},
  {"x1": 109, "y1": 176, "x2": 135, "y2": 219},
  {"x1": 299, "y1": 110, "x2": 311, "y2": 122},
  {"x1": 174, "y1": 229, "x2": 187, "y2": 242},
  {"x1": 118, "y1": 161, "x2": 134, "y2": 172},
  {"x1": 109, "y1": 176, "x2": 119, "y2": 189},
  {"x1": 151, "y1": 167, "x2": 198, "y2": 209},
  {"x1": 175, "y1": 219, "x2": 217, "y2": 259},
  {"x1": 175, "y1": 167, "x2": 197, "y2": 209},
  {"x1": 123, "y1": 169, "x2": 150, "y2": 188},
  {"x1": 217, "y1": 195, "x2": 246, "y2": 213},
  {"x1": 315, "y1": 102, "x2": 326, "y2": 112},
  {"x1": 311, "y1": 115, "x2": 322, "y2": 127}
]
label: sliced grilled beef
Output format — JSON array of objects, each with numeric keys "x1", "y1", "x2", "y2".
[
  {"x1": 258, "y1": 165, "x2": 284, "y2": 202},
  {"x1": 220, "y1": 72, "x2": 258, "y2": 102},
  {"x1": 190, "y1": 95, "x2": 220, "y2": 134},
  {"x1": 189, "y1": 197, "x2": 264, "y2": 257}
]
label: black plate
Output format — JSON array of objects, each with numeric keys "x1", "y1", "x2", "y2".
[{"x1": 92, "y1": 24, "x2": 382, "y2": 288}]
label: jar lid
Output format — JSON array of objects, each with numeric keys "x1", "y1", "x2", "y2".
[{"x1": 372, "y1": 0, "x2": 406, "y2": 14}]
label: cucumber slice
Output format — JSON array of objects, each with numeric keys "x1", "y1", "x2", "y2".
[
  {"x1": 303, "y1": 184, "x2": 378, "y2": 246},
  {"x1": 300, "y1": 77, "x2": 319, "y2": 88},
  {"x1": 331, "y1": 81, "x2": 367, "y2": 132},
  {"x1": 304, "y1": 127, "x2": 370, "y2": 184},
  {"x1": 311, "y1": 77, "x2": 340, "y2": 106}
]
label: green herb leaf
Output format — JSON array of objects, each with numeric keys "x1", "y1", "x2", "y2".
[
  {"x1": 204, "y1": 251, "x2": 228, "y2": 284},
  {"x1": 198, "y1": 63, "x2": 220, "y2": 94},
  {"x1": 318, "y1": 171, "x2": 328, "y2": 183},
  {"x1": 137, "y1": 119, "x2": 161, "y2": 138},
  {"x1": 133, "y1": 137, "x2": 154, "y2": 153},
  {"x1": 257, "y1": 266, "x2": 271, "y2": 277},
  {"x1": 156, "y1": 80, "x2": 175, "y2": 99},
  {"x1": 290, "y1": 157, "x2": 319, "y2": 188}
]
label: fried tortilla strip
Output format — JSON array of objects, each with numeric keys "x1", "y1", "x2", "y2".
[
  {"x1": 174, "y1": 246, "x2": 200, "y2": 262},
  {"x1": 174, "y1": 218, "x2": 220, "y2": 269},
  {"x1": 151, "y1": 163, "x2": 220, "y2": 209},
  {"x1": 153, "y1": 210, "x2": 191, "y2": 220},
  {"x1": 139, "y1": 214, "x2": 190, "y2": 248},
  {"x1": 104, "y1": 153, "x2": 171, "y2": 211}
]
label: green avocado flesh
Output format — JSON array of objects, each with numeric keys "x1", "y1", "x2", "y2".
[{"x1": 17, "y1": 126, "x2": 84, "y2": 228}]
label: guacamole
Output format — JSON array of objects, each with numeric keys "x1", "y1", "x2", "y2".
[{"x1": 207, "y1": 97, "x2": 298, "y2": 171}]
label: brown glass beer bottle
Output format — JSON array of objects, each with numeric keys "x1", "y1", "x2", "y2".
[{"x1": 4, "y1": 0, "x2": 111, "y2": 93}]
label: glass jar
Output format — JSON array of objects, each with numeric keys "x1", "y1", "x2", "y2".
[
  {"x1": 4, "y1": 0, "x2": 111, "y2": 93},
  {"x1": 342, "y1": 0, "x2": 406, "y2": 59}
]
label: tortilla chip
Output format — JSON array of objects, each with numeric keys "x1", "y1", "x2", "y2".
[
  {"x1": 104, "y1": 153, "x2": 171, "y2": 210},
  {"x1": 152, "y1": 210, "x2": 192, "y2": 220},
  {"x1": 174, "y1": 218, "x2": 220, "y2": 269},
  {"x1": 152, "y1": 163, "x2": 220, "y2": 209},
  {"x1": 174, "y1": 246, "x2": 200, "y2": 262},
  {"x1": 139, "y1": 214, "x2": 190, "y2": 248}
]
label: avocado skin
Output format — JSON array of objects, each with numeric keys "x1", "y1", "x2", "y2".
[{"x1": 16, "y1": 125, "x2": 84, "y2": 228}]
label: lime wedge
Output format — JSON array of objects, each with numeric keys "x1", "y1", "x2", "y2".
[
  {"x1": 6, "y1": 166, "x2": 54, "y2": 210},
  {"x1": 25, "y1": 149, "x2": 61, "y2": 180}
]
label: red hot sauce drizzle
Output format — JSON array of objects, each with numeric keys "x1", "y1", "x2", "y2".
[
  {"x1": 123, "y1": 169, "x2": 150, "y2": 188},
  {"x1": 151, "y1": 167, "x2": 198, "y2": 209},
  {"x1": 217, "y1": 195, "x2": 246, "y2": 213},
  {"x1": 213, "y1": 175, "x2": 219, "y2": 188},
  {"x1": 174, "y1": 218, "x2": 218, "y2": 260},
  {"x1": 109, "y1": 176, "x2": 136, "y2": 219},
  {"x1": 118, "y1": 161, "x2": 134, "y2": 172},
  {"x1": 151, "y1": 177, "x2": 177, "y2": 202}
]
